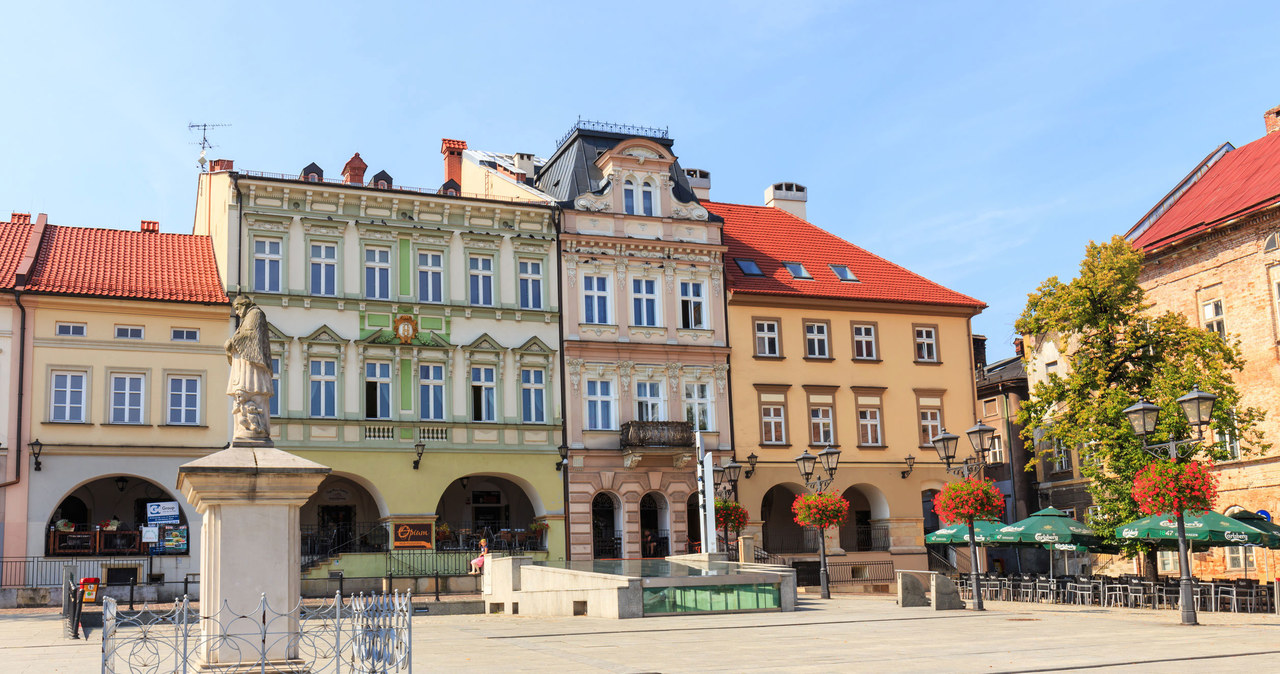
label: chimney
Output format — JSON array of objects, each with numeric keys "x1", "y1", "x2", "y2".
[
  {"x1": 9, "y1": 212, "x2": 31, "y2": 225},
  {"x1": 1013, "y1": 336, "x2": 1025, "y2": 358},
  {"x1": 141, "y1": 220, "x2": 159, "y2": 233},
  {"x1": 972, "y1": 334, "x2": 988, "y2": 372},
  {"x1": 513, "y1": 152, "x2": 536, "y2": 182},
  {"x1": 685, "y1": 169, "x2": 711, "y2": 200},
  {"x1": 341, "y1": 153, "x2": 368, "y2": 185},
  {"x1": 764, "y1": 182, "x2": 808, "y2": 219},
  {"x1": 441, "y1": 138, "x2": 468, "y2": 190},
  {"x1": 1267, "y1": 104, "x2": 1280, "y2": 136},
  {"x1": 210, "y1": 158, "x2": 234, "y2": 172}
]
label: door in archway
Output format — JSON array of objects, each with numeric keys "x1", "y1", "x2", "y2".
[
  {"x1": 592, "y1": 493, "x2": 619, "y2": 559},
  {"x1": 686, "y1": 493, "x2": 701, "y2": 552}
]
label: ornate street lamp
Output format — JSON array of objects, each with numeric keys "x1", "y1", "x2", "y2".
[
  {"x1": 931, "y1": 430, "x2": 959, "y2": 467},
  {"x1": 900, "y1": 454, "x2": 916, "y2": 479},
  {"x1": 28, "y1": 439, "x2": 43, "y2": 472},
  {"x1": 412, "y1": 442, "x2": 426, "y2": 470},
  {"x1": 933, "y1": 426, "x2": 996, "y2": 610},
  {"x1": 744, "y1": 453, "x2": 758, "y2": 479},
  {"x1": 794, "y1": 445, "x2": 841, "y2": 599},
  {"x1": 1124, "y1": 386, "x2": 1218, "y2": 626},
  {"x1": 115, "y1": 476, "x2": 129, "y2": 492},
  {"x1": 794, "y1": 449, "x2": 817, "y2": 484}
]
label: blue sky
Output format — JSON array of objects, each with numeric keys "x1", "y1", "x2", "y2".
[{"x1": 4, "y1": 2, "x2": 1279, "y2": 359}]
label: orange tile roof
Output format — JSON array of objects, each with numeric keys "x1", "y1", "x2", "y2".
[
  {"x1": 705, "y1": 201, "x2": 984, "y2": 309},
  {"x1": 1130, "y1": 131, "x2": 1280, "y2": 252},
  {"x1": 25, "y1": 224, "x2": 228, "y2": 303},
  {"x1": 0, "y1": 215, "x2": 33, "y2": 289}
]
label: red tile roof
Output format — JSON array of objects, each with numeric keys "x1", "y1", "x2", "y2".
[
  {"x1": 0, "y1": 215, "x2": 33, "y2": 289},
  {"x1": 24, "y1": 225, "x2": 228, "y2": 303},
  {"x1": 1130, "y1": 131, "x2": 1280, "y2": 252},
  {"x1": 705, "y1": 201, "x2": 984, "y2": 309}
]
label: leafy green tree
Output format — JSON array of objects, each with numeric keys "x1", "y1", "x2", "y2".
[{"x1": 1015, "y1": 236, "x2": 1266, "y2": 575}]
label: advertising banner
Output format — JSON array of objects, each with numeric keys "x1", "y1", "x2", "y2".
[{"x1": 392, "y1": 522, "x2": 433, "y2": 549}]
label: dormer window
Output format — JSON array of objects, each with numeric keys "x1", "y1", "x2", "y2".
[
  {"x1": 307, "y1": 173, "x2": 319, "y2": 182},
  {"x1": 735, "y1": 259, "x2": 764, "y2": 276},
  {"x1": 783, "y1": 262, "x2": 811, "y2": 279},
  {"x1": 642, "y1": 180, "x2": 656, "y2": 216},
  {"x1": 377, "y1": 181, "x2": 388, "y2": 189},
  {"x1": 624, "y1": 180, "x2": 636, "y2": 214},
  {"x1": 829, "y1": 264, "x2": 858, "y2": 282}
]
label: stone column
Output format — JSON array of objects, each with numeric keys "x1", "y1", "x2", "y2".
[{"x1": 177, "y1": 443, "x2": 329, "y2": 668}]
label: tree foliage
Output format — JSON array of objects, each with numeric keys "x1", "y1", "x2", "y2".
[{"x1": 1016, "y1": 236, "x2": 1265, "y2": 560}]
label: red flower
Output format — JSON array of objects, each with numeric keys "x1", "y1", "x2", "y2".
[
  {"x1": 933, "y1": 478, "x2": 1005, "y2": 525},
  {"x1": 1132, "y1": 461, "x2": 1217, "y2": 515}
]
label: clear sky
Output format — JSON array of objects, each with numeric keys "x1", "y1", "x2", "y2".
[{"x1": 4, "y1": 2, "x2": 1279, "y2": 360}]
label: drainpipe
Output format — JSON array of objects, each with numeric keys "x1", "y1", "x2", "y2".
[
  {"x1": 552, "y1": 206, "x2": 570, "y2": 561},
  {"x1": 0, "y1": 290, "x2": 26, "y2": 490}
]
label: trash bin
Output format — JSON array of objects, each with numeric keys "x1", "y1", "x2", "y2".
[{"x1": 79, "y1": 577, "x2": 101, "y2": 604}]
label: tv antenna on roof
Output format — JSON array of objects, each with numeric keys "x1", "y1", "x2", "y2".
[{"x1": 189, "y1": 122, "x2": 231, "y2": 171}]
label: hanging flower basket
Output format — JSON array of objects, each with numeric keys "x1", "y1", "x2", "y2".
[
  {"x1": 715, "y1": 499, "x2": 749, "y2": 533},
  {"x1": 528, "y1": 521, "x2": 550, "y2": 534},
  {"x1": 791, "y1": 492, "x2": 849, "y2": 529},
  {"x1": 933, "y1": 478, "x2": 1005, "y2": 525},
  {"x1": 1132, "y1": 460, "x2": 1217, "y2": 516}
]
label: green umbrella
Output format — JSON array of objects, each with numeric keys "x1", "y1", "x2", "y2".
[
  {"x1": 1228, "y1": 510, "x2": 1280, "y2": 549},
  {"x1": 1115, "y1": 510, "x2": 1273, "y2": 547},
  {"x1": 991, "y1": 507, "x2": 1101, "y2": 548},
  {"x1": 925, "y1": 520, "x2": 1003, "y2": 545}
]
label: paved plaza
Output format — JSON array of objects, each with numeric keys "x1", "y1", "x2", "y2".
[{"x1": 3, "y1": 595, "x2": 1279, "y2": 672}]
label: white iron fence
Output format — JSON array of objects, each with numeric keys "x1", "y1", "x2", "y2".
[{"x1": 102, "y1": 591, "x2": 412, "y2": 673}]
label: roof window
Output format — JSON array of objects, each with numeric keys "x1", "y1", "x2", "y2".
[
  {"x1": 829, "y1": 264, "x2": 859, "y2": 282},
  {"x1": 735, "y1": 259, "x2": 764, "y2": 276},
  {"x1": 783, "y1": 262, "x2": 811, "y2": 279}
]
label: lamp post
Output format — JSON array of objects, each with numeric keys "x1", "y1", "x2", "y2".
[
  {"x1": 1123, "y1": 386, "x2": 1217, "y2": 627},
  {"x1": 794, "y1": 446, "x2": 841, "y2": 599},
  {"x1": 932, "y1": 423, "x2": 995, "y2": 611},
  {"x1": 713, "y1": 462, "x2": 743, "y2": 554}
]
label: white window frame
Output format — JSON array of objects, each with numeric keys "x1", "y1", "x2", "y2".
[
  {"x1": 364, "y1": 361, "x2": 392, "y2": 420},
  {"x1": 805, "y1": 322, "x2": 829, "y2": 358},
  {"x1": 469, "y1": 255, "x2": 494, "y2": 307},
  {"x1": 471, "y1": 366, "x2": 496, "y2": 422},
  {"x1": 109, "y1": 373, "x2": 145, "y2": 425},
  {"x1": 858, "y1": 407, "x2": 882, "y2": 446},
  {"x1": 915, "y1": 326, "x2": 939, "y2": 362},
  {"x1": 829, "y1": 264, "x2": 858, "y2": 282},
  {"x1": 1053, "y1": 442, "x2": 1073, "y2": 473},
  {"x1": 170, "y1": 328, "x2": 199, "y2": 342},
  {"x1": 521, "y1": 368, "x2": 546, "y2": 424},
  {"x1": 1226, "y1": 546, "x2": 1255, "y2": 571},
  {"x1": 270, "y1": 356, "x2": 281, "y2": 417},
  {"x1": 623, "y1": 180, "x2": 636, "y2": 215},
  {"x1": 641, "y1": 180, "x2": 656, "y2": 216},
  {"x1": 853, "y1": 324, "x2": 877, "y2": 360},
  {"x1": 310, "y1": 241, "x2": 338, "y2": 297},
  {"x1": 582, "y1": 275, "x2": 611, "y2": 325},
  {"x1": 761, "y1": 404, "x2": 786, "y2": 444},
  {"x1": 55, "y1": 322, "x2": 86, "y2": 337},
  {"x1": 115, "y1": 325, "x2": 144, "y2": 340},
  {"x1": 50, "y1": 370, "x2": 87, "y2": 423},
  {"x1": 755, "y1": 320, "x2": 779, "y2": 357},
  {"x1": 919, "y1": 408, "x2": 942, "y2": 447},
  {"x1": 632, "y1": 278, "x2": 659, "y2": 327},
  {"x1": 1203, "y1": 299, "x2": 1225, "y2": 338},
  {"x1": 253, "y1": 237, "x2": 282, "y2": 293},
  {"x1": 419, "y1": 363, "x2": 446, "y2": 421},
  {"x1": 680, "y1": 281, "x2": 706, "y2": 330},
  {"x1": 988, "y1": 435, "x2": 1005, "y2": 464},
  {"x1": 417, "y1": 250, "x2": 444, "y2": 304},
  {"x1": 585, "y1": 379, "x2": 615, "y2": 430},
  {"x1": 166, "y1": 374, "x2": 201, "y2": 426},
  {"x1": 519, "y1": 259, "x2": 543, "y2": 310},
  {"x1": 684, "y1": 382, "x2": 713, "y2": 432},
  {"x1": 309, "y1": 358, "x2": 338, "y2": 419},
  {"x1": 635, "y1": 381, "x2": 664, "y2": 422},
  {"x1": 364, "y1": 246, "x2": 391, "y2": 300},
  {"x1": 783, "y1": 262, "x2": 811, "y2": 279},
  {"x1": 809, "y1": 405, "x2": 834, "y2": 445}
]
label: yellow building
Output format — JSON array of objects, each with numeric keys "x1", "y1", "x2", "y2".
[
  {"x1": 706, "y1": 193, "x2": 985, "y2": 574},
  {"x1": 5, "y1": 216, "x2": 230, "y2": 592}
]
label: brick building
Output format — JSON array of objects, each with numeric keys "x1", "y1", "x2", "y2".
[{"x1": 1124, "y1": 104, "x2": 1280, "y2": 579}]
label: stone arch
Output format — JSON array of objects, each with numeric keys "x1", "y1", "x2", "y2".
[
  {"x1": 592, "y1": 491, "x2": 623, "y2": 559},
  {"x1": 760, "y1": 482, "x2": 811, "y2": 553},
  {"x1": 442, "y1": 471, "x2": 546, "y2": 516},
  {"x1": 46, "y1": 474, "x2": 191, "y2": 557},
  {"x1": 640, "y1": 492, "x2": 670, "y2": 557}
]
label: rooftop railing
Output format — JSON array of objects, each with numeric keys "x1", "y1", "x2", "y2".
[
  {"x1": 556, "y1": 118, "x2": 670, "y2": 148},
  {"x1": 237, "y1": 170, "x2": 553, "y2": 206}
]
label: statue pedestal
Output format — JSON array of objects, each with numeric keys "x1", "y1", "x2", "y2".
[{"x1": 177, "y1": 442, "x2": 329, "y2": 668}]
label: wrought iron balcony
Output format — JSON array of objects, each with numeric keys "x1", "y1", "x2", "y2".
[{"x1": 620, "y1": 421, "x2": 695, "y2": 449}]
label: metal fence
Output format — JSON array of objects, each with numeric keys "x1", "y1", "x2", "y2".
[
  {"x1": 1, "y1": 556, "x2": 156, "y2": 588},
  {"x1": 827, "y1": 560, "x2": 896, "y2": 585},
  {"x1": 839, "y1": 524, "x2": 892, "y2": 552},
  {"x1": 386, "y1": 550, "x2": 491, "y2": 578},
  {"x1": 102, "y1": 591, "x2": 412, "y2": 673},
  {"x1": 762, "y1": 528, "x2": 821, "y2": 554}
]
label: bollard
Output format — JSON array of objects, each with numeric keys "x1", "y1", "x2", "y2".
[
  {"x1": 435, "y1": 570, "x2": 441, "y2": 602},
  {"x1": 129, "y1": 575, "x2": 136, "y2": 610},
  {"x1": 183, "y1": 575, "x2": 189, "y2": 597},
  {"x1": 338, "y1": 571, "x2": 344, "y2": 597}
]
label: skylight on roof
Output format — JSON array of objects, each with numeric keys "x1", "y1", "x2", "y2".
[
  {"x1": 735, "y1": 259, "x2": 764, "y2": 276},
  {"x1": 783, "y1": 262, "x2": 811, "y2": 279},
  {"x1": 829, "y1": 264, "x2": 858, "y2": 282}
]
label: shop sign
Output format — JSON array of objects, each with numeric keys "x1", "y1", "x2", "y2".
[
  {"x1": 141, "y1": 526, "x2": 159, "y2": 543},
  {"x1": 393, "y1": 522, "x2": 433, "y2": 549},
  {"x1": 147, "y1": 501, "x2": 181, "y2": 525}
]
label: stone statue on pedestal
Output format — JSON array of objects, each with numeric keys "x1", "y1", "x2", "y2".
[{"x1": 225, "y1": 296, "x2": 272, "y2": 441}]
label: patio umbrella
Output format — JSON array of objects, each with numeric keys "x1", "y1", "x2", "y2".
[
  {"x1": 1227, "y1": 510, "x2": 1280, "y2": 549},
  {"x1": 991, "y1": 507, "x2": 1101, "y2": 578},
  {"x1": 925, "y1": 520, "x2": 1003, "y2": 545},
  {"x1": 1114, "y1": 510, "x2": 1274, "y2": 547}
]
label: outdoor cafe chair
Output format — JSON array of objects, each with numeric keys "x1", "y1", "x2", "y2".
[
  {"x1": 1102, "y1": 578, "x2": 1127, "y2": 607},
  {"x1": 1066, "y1": 576, "x2": 1094, "y2": 605},
  {"x1": 1034, "y1": 575, "x2": 1056, "y2": 603},
  {"x1": 981, "y1": 575, "x2": 1004, "y2": 602},
  {"x1": 1156, "y1": 579, "x2": 1180, "y2": 610},
  {"x1": 1014, "y1": 575, "x2": 1036, "y2": 602},
  {"x1": 1126, "y1": 578, "x2": 1153, "y2": 609},
  {"x1": 1219, "y1": 579, "x2": 1259, "y2": 613}
]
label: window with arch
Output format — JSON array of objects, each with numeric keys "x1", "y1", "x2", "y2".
[
  {"x1": 641, "y1": 180, "x2": 656, "y2": 216},
  {"x1": 307, "y1": 173, "x2": 319, "y2": 182},
  {"x1": 623, "y1": 180, "x2": 636, "y2": 214},
  {"x1": 377, "y1": 180, "x2": 388, "y2": 189}
]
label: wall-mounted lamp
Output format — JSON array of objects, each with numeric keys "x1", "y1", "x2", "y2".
[
  {"x1": 900, "y1": 454, "x2": 916, "y2": 479},
  {"x1": 412, "y1": 442, "x2": 426, "y2": 470},
  {"x1": 556, "y1": 446, "x2": 569, "y2": 471},
  {"x1": 115, "y1": 476, "x2": 130, "y2": 492},
  {"x1": 460, "y1": 476, "x2": 470, "y2": 490},
  {"x1": 28, "y1": 439, "x2": 43, "y2": 472},
  {"x1": 744, "y1": 452, "x2": 758, "y2": 479}
]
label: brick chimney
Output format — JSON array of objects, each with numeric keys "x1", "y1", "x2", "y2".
[
  {"x1": 441, "y1": 139, "x2": 467, "y2": 190},
  {"x1": 764, "y1": 182, "x2": 807, "y2": 219},
  {"x1": 1013, "y1": 336, "x2": 1025, "y2": 358},
  {"x1": 513, "y1": 152, "x2": 536, "y2": 182},
  {"x1": 972, "y1": 334, "x2": 988, "y2": 371},
  {"x1": 9, "y1": 212, "x2": 31, "y2": 225},
  {"x1": 342, "y1": 153, "x2": 368, "y2": 185},
  {"x1": 1267, "y1": 104, "x2": 1280, "y2": 136},
  {"x1": 141, "y1": 220, "x2": 159, "y2": 233},
  {"x1": 685, "y1": 169, "x2": 711, "y2": 200},
  {"x1": 210, "y1": 158, "x2": 234, "y2": 172}
]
